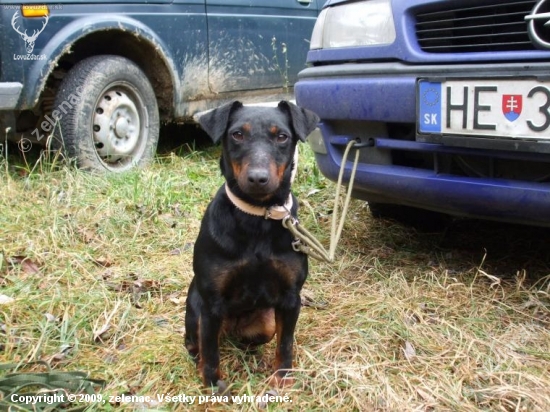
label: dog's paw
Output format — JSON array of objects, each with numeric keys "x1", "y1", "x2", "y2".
[
  {"x1": 212, "y1": 379, "x2": 231, "y2": 396},
  {"x1": 268, "y1": 373, "x2": 295, "y2": 389}
]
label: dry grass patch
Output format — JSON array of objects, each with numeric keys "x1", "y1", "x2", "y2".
[{"x1": 1, "y1": 144, "x2": 549, "y2": 411}]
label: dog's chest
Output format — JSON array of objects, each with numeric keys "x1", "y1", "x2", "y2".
[{"x1": 216, "y1": 253, "x2": 305, "y2": 311}]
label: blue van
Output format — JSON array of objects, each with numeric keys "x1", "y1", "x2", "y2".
[{"x1": 296, "y1": 0, "x2": 550, "y2": 228}]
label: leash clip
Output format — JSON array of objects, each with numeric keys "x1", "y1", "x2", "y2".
[
  {"x1": 265, "y1": 205, "x2": 292, "y2": 220},
  {"x1": 283, "y1": 216, "x2": 306, "y2": 253},
  {"x1": 282, "y1": 215, "x2": 298, "y2": 227},
  {"x1": 291, "y1": 238, "x2": 303, "y2": 252}
]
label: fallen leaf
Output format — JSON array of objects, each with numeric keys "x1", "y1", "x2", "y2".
[
  {"x1": 105, "y1": 281, "x2": 131, "y2": 292},
  {"x1": 93, "y1": 322, "x2": 112, "y2": 342},
  {"x1": 134, "y1": 279, "x2": 160, "y2": 291},
  {"x1": 170, "y1": 297, "x2": 183, "y2": 305},
  {"x1": 8, "y1": 255, "x2": 40, "y2": 275},
  {"x1": 404, "y1": 312, "x2": 420, "y2": 326},
  {"x1": 403, "y1": 341, "x2": 417, "y2": 361},
  {"x1": 49, "y1": 344, "x2": 74, "y2": 363},
  {"x1": 44, "y1": 313, "x2": 57, "y2": 322},
  {"x1": 93, "y1": 256, "x2": 114, "y2": 267},
  {"x1": 77, "y1": 227, "x2": 97, "y2": 244},
  {"x1": 99, "y1": 269, "x2": 114, "y2": 280},
  {"x1": 0, "y1": 294, "x2": 15, "y2": 305},
  {"x1": 522, "y1": 298, "x2": 542, "y2": 310},
  {"x1": 22, "y1": 258, "x2": 40, "y2": 274},
  {"x1": 300, "y1": 289, "x2": 328, "y2": 309}
]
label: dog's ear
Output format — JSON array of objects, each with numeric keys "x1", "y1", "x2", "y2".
[
  {"x1": 278, "y1": 101, "x2": 320, "y2": 142},
  {"x1": 199, "y1": 101, "x2": 244, "y2": 143}
]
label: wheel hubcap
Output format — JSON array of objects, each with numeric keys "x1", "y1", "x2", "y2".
[{"x1": 93, "y1": 89, "x2": 142, "y2": 164}]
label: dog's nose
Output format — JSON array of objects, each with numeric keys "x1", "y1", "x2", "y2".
[{"x1": 247, "y1": 169, "x2": 270, "y2": 186}]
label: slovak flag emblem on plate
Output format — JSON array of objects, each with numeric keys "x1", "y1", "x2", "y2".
[{"x1": 502, "y1": 94, "x2": 522, "y2": 122}]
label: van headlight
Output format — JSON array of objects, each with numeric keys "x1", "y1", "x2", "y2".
[{"x1": 310, "y1": 0, "x2": 396, "y2": 49}]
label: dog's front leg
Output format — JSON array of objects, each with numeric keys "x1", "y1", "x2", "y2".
[
  {"x1": 184, "y1": 280, "x2": 201, "y2": 362},
  {"x1": 270, "y1": 298, "x2": 301, "y2": 388},
  {"x1": 198, "y1": 310, "x2": 226, "y2": 392}
]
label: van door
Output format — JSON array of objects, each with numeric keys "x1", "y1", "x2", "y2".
[{"x1": 206, "y1": 0, "x2": 319, "y2": 94}]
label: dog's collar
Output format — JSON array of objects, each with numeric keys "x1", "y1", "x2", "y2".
[{"x1": 224, "y1": 184, "x2": 293, "y2": 220}]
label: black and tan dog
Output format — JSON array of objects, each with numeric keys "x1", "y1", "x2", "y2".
[{"x1": 185, "y1": 100, "x2": 319, "y2": 392}]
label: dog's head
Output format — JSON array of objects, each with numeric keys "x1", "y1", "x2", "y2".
[{"x1": 199, "y1": 101, "x2": 319, "y2": 205}]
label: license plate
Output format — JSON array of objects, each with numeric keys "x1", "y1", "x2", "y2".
[{"x1": 417, "y1": 78, "x2": 550, "y2": 140}]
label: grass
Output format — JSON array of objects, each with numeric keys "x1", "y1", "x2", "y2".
[{"x1": 1, "y1": 139, "x2": 550, "y2": 411}]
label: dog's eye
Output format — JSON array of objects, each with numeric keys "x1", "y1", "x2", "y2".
[
  {"x1": 232, "y1": 131, "x2": 244, "y2": 142},
  {"x1": 276, "y1": 133, "x2": 289, "y2": 144}
]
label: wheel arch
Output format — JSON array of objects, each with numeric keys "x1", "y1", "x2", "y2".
[{"x1": 24, "y1": 15, "x2": 180, "y2": 121}]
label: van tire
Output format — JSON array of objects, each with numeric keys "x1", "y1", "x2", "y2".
[{"x1": 53, "y1": 55, "x2": 159, "y2": 172}]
